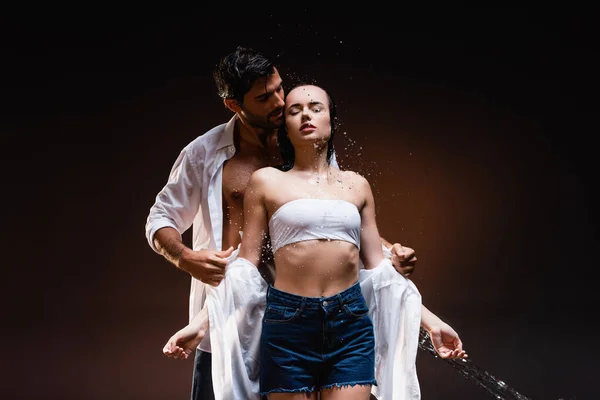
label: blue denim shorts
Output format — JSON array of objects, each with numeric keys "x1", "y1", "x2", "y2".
[{"x1": 259, "y1": 281, "x2": 377, "y2": 395}]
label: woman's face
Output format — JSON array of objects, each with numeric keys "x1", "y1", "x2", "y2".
[{"x1": 283, "y1": 85, "x2": 331, "y2": 147}]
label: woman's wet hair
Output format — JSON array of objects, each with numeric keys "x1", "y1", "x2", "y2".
[{"x1": 277, "y1": 83, "x2": 338, "y2": 171}]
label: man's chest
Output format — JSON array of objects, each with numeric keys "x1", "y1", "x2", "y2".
[{"x1": 221, "y1": 154, "x2": 271, "y2": 201}]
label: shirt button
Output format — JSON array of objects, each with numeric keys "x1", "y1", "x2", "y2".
[{"x1": 322, "y1": 301, "x2": 328, "y2": 306}]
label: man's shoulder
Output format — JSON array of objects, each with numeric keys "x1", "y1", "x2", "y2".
[{"x1": 184, "y1": 122, "x2": 229, "y2": 152}]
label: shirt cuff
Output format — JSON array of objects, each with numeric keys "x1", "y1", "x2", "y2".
[
  {"x1": 382, "y1": 243, "x2": 393, "y2": 259},
  {"x1": 146, "y1": 221, "x2": 179, "y2": 253}
]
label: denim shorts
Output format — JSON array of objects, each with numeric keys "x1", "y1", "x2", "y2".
[{"x1": 259, "y1": 281, "x2": 377, "y2": 395}]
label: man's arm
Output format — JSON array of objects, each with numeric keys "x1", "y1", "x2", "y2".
[
  {"x1": 153, "y1": 227, "x2": 233, "y2": 285},
  {"x1": 153, "y1": 227, "x2": 187, "y2": 265},
  {"x1": 145, "y1": 144, "x2": 232, "y2": 285},
  {"x1": 145, "y1": 146, "x2": 201, "y2": 254}
]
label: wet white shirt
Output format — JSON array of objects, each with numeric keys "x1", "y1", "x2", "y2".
[{"x1": 145, "y1": 115, "x2": 237, "y2": 351}]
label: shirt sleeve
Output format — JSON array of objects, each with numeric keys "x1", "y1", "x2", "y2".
[{"x1": 145, "y1": 144, "x2": 204, "y2": 253}]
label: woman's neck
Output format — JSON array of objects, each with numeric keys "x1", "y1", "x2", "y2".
[{"x1": 292, "y1": 148, "x2": 330, "y2": 175}]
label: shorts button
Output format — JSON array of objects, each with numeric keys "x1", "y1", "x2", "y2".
[{"x1": 322, "y1": 301, "x2": 328, "y2": 306}]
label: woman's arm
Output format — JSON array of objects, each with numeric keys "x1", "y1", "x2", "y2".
[
  {"x1": 421, "y1": 305, "x2": 468, "y2": 359},
  {"x1": 354, "y1": 174, "x2": 468, "y2": 360},
  {"x1": 236, "y1": 168, "x2": 271, "y2": 266},
  {"x1": 163, "y1": 305, "x2": 209, "y2": 359},
  {"x1": 162, "y1": 168, "x2": 272, "y2": 359},
  {"x1": 357, "y1": 174, "x2": 386, "y2": 270}
]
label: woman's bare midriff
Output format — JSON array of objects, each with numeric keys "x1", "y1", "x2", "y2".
[{"x1": 272, "y1": 240, "x2": 360, "y2": 297}]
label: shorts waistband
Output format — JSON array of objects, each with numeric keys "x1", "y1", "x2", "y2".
[{"x1": 267, "y1": 281, "x2": 362, "y2": 311}]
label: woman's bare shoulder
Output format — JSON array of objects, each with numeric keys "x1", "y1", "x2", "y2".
[
  {"x1": 250, "y1": 166, "x2": 285, "y2": 186},
  {"x1": 340, "y1": 169, "x2": 369, "y2": 187}
]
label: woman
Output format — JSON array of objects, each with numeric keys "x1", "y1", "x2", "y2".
[{"x1": 164, "y1": 84, "x2": 466, "y2": 399}]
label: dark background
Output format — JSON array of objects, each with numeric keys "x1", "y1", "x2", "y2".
[{"x1": 2, "y1": 9, "x2": 597, "y2": 400}]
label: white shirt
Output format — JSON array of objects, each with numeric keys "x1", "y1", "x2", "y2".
[
  {"x1": 145, "y1": 115, "x2": 339, "y2": 352},
  {"x1": 146, "y1": 115, "x2": 236, "y2": 351}
]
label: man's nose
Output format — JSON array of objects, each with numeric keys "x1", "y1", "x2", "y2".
[{"x1": 273, "y1": 92, "x2": 285, "y2": 108}]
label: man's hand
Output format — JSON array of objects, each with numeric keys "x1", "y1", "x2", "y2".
[
  {"x1": 427, "y1": 322, "x2": 468, "y2": 359},
  {"x1": 178, "y1": 246, "x2": 234, "y2": 286},
  {"x1": 153, "y1": 228, "x2": 234, "y2": 285},
  {"x1": 389, "y1": 243, "x2": 417, "y2": 277}
]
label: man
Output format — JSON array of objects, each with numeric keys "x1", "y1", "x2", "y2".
[{"x1": 146, "y1": 46, "x2": 465, "y2": 400}]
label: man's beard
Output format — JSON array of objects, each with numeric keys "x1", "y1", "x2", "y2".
[{"x1": 240, "y1": 106, "x2": 282, "y2": 130}]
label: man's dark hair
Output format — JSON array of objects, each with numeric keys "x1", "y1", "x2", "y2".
[{"x1": 213, "y1": 46, "x2": 277, "y2": 104}]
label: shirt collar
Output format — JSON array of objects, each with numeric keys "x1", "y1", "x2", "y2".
[{"x1": 216, "y1": 114, "x2": 237, "y2": 151}]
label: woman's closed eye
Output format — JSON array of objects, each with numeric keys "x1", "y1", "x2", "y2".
[{"x1": 288, "y1": 105, "x2": 323, "y2": 116}]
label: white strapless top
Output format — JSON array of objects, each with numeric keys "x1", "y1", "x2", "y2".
[{"x1": 268, "y1": 198, "x2": 361, "y2": 254}]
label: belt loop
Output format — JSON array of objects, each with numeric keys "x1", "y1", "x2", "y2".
[{"x1": 336, "y1": 292, "x2": 343, "y2": 307}]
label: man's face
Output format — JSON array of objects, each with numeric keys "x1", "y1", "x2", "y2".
[{"x1": 239, "y1": 68, "x2": 285, "y2": 130}]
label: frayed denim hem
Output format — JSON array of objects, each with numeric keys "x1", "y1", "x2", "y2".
[
  {"x1": 260, "y1": 380, "x2": 377, "y2": 396},
  {"x1": 260, "y1": 385, "x2": 316, "y2": 396},
  {"x1": 320, "y1": 379, "x2": 378, "y2": 390}
]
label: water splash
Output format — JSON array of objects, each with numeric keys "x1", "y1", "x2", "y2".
[{"x1": 418, "y1": 328, "x2": 531, "y2": 400}]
